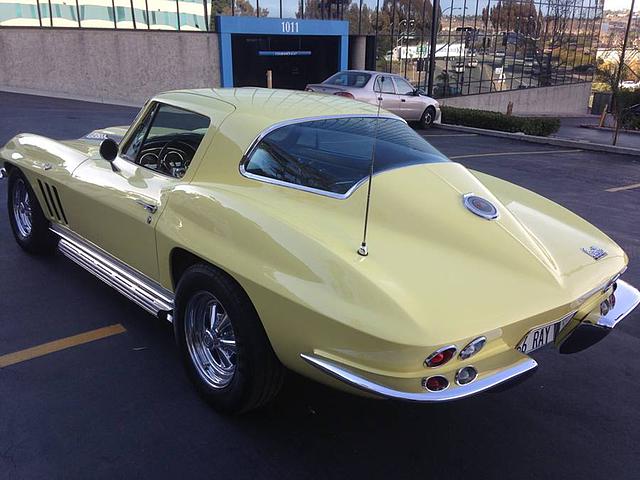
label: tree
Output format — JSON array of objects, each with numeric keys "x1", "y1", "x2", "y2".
[{"x1": 482, "y1": 0, "x2": 541, "y2": 37}]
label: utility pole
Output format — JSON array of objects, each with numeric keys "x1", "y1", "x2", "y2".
[
  {"x1": 427, "y1": 0, "x2": 440, "y2": 97},
  {"x1": 613, "y1": 0, "x2": 636, "y2": 145}
]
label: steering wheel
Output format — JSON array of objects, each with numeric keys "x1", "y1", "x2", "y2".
[{"x1": 158, "y1": 139, "x2": 197, "y2": 177}]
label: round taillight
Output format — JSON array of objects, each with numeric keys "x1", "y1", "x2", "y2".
[
  {"x1": 424, "y1": 346, "x2": 457, "y2": 368},
  {"x1": 334, "y1": 91, "x2": 354, "y2": 99},
  {"x1": 600, "y1": 299, "x2": 610, "y2": 316},
  {"x1": 609, "y1": 293, "x2": 616, "y2": 310},
  {"x1": 422, "y1": 375, "x2": 449, "y2": 392},
  {"x1": 455, "y1": 366, "x2": 478, "y2": 385},
  {"x1": 459, "y1": 336, "x2": 486, "y2": 360}
]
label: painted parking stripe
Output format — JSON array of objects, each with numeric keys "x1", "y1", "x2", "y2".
[
  {"x1": 449, "y1": 149, "x2": 582, "y2": 160},
  {"x1": 605, "y1": 182, "x2": 640, "y2": 193},
  {"x1": 422, "y1": 133, "x2": 479, "y2": 137},
  {"x1": 0, "y1": 324, "x2": 126, "y2": 368}
]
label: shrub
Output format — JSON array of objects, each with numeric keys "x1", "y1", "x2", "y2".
[{"x1": 441, "y1": 106, "x2": 561, "y2": 137}]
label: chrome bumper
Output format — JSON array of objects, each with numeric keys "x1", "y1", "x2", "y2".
[
  {"x1": 301, "y1": 352, "x2": 537, "y2": 403},
  {"x1": 559, "y1": 279, "x2": 640, "y2": 354}
]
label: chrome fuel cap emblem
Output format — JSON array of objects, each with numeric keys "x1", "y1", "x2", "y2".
[{"x1": 463, "y1": 193, "x2": 499, "y2": 220}]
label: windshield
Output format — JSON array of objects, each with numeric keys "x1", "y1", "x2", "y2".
[
  {"x1": 323, "y1": 72, "x2": 371, "y2": 88},
  {"x1": 243, "y1": 117, "x2": 449, "y2": 196}
]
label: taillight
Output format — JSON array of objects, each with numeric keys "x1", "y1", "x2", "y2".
[
  {"x1": 334, "y1": 91, "x2": 354, "y2": 99},
  {"x1": 422, "y1": 375, "x2": 449, "y2": 392},
  {"x1": 424, "y1": 346, "x2": 457, "y2": 368},
  {"x1": 305, "y1": 87, "x2": 313, "y2": 92}
]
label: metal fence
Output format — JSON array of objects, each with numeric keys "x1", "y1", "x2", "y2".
[{"x1": 1, "y1": 0, "x2": 602, "y2": 98}]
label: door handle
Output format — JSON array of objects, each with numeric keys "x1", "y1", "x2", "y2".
[
  {"x1": 401, "y1": 99, "x2": 406, "y2": 102},
  {"x1": 377, "y1": 97, "x2": 383, "y2": 101},
  {"x1": 136, "y1": 199, "x2": 158, "y2": 214}
]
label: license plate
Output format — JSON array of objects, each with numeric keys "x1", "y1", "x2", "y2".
[{"x1": 516, "y1": 314, "x2": 573, "y2": 354}]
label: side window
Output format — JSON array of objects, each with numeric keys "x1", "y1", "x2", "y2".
[
  {"x1": 394, "y1": 77, "x2": 415, "y2": 95},
  {"x1": 122, "y1": 103, "x2": 210, "y2": 179},
  {"x1": 122, "y1": 105, "x2": 156, "y2": 161},
  {"x1": 374, "y1": 76, "x2": 396, "y2": 94}
]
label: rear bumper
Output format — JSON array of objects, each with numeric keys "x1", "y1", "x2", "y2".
[
  {"x1": 301, "y1": 349, "x2": 537, "y2": 403},
  {"x1": 559, "y1": 280, "x2": 640, "y2": 354}
]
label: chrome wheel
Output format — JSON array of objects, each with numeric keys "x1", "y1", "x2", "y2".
[
  {"x1": 184, "y1": 291, "x2": 237, "y2": 389},
  {"x1": 12, "y1": 178, "x2": 33, "y2": 238}
]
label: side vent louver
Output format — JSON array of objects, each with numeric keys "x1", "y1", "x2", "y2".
[{"x1": 37, "y1": 179, "x2": 68, "y2": 225}]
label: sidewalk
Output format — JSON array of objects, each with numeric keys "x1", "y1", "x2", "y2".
[{"x1": 551, "y1": 116, "x2": 640, "y2": 150}]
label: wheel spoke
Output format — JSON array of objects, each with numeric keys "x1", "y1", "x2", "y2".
[
  {"x1": 214, "y1": 314, "x2": 231, "y2": 335},
  {"x1": 208, "y1": 303, "x2": 218, "y2": 331}
]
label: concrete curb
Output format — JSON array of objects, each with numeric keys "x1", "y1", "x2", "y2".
[{"x1": 434, "y1": 123, "x2": 640, "y2": 158}]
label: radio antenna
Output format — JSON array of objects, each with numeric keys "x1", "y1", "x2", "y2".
[{"x1": 357, "y1": 76, "x2": 384, "y2": 257}]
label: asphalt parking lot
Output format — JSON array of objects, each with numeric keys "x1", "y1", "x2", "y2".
[{"x1": 1, "y1": 92, "x2": 640, "y2": 479}]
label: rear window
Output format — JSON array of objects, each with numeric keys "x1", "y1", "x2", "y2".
[
  {"x1": 324, "y1": 72, "x2": 371, "y2": 88},
  {"x1": 242, "y1": 117, "x2": 449, "y2": 196}
]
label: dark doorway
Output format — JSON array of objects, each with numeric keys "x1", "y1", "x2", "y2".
[{"x1": 231, "y1": 34, "x2": 340, "y2": 90}]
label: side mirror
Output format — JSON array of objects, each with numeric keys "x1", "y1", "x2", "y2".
[{"x1": 99, "y1": 138, "x2": 120, "y2": 172}]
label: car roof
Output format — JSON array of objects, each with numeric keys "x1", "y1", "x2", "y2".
[
  {"x1": 156, "y1": 87, "x2": 382, "y2": 120},
  {"x1": 152, "y1": 87, "x2": 397, "y2": 153}
]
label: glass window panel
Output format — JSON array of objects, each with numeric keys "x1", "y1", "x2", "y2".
[
  {"x1": 148, "y1": 0, "x2": 178, "y2": 29},
  {"x1": 47, "y1": 0, "x2": 79, "y2": 26},
  {"x1": 234, "y1": 0, "x2": 258, "y2": 16},
  {"x1": 177, "y1": 0, "x2": 206, "y2": 30},
  {"x1": 302, "y1": 0, "x2": 323, "y2": 19},
  {"x1": 281, "y1": 0, "x2": 301, "y2": 18},
  {"x1": 360, "y1": 0, "x2": 378, "y2": 35},
  {"x1": 132, "y1": 0, "x2": 149, "y2": 28},
  {"x1": 258, "y1": 0, "x2": 279, "y2": 17},
  {"x1": 77, "y1": 2, "x2": 114, "y2": 28},
  {"x1": 0, "y1": 2, "x2": 42, "y2": 25}
]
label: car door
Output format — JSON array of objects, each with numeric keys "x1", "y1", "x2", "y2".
[
  {"x1": 66, "y1": 102, "x2": 211, "y2": 280},
  {"x1": 393, "y1": 76, "x2": 423, "y2": 121},
  {"x1": 373, "y1": 75, "x2": 401, "y2": 115}
]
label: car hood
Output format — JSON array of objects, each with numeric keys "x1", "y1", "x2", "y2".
[{"x1": 344, "y1": 162, "x2": 626, "y2": 343}]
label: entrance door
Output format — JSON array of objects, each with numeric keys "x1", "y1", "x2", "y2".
[{"x1": 232, "y1": 34, "x2": 340, "y2": 90}]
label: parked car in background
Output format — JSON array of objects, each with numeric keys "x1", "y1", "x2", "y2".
[
  {"x1": 2, "y1": 88, "x2": 638, "y2": 414},
  {"x1": 466, "y1": 57, "x2": 479, "y2": 68},
  {"x1": 305, "y1": 70, "x2": 441, "y2": 129},
  {"x1": 620, "y1": 80, "x2": 640, "y2": 89},
  {"x1": 454, "y1": 62, "x2": 465, "y2": 73}
]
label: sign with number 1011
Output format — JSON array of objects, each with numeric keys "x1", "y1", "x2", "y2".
[{"x1": 281, "y1": 21, "x2": 299, "y2": 33}]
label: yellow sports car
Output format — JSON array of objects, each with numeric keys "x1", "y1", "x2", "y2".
[{"x1": 1, "y1": 88, "x2": 638, "y2": 413}]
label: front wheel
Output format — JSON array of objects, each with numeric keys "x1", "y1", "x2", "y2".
[
  {"x1": 420, "y1": 106, "x2": 437, "y2": 129},
  {"x1": 7, "y1": 168, "x2": 57, "y2": 255},
  {"x1": 174, "y1": 264, "x2": 284, "y2": 414}
]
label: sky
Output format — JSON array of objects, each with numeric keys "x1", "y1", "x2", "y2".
[{"x1": 603, "y1": 0, "x2": 639, "y2": 11}]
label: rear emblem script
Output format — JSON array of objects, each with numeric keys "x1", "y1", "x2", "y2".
[
  {"x1": 582, "y1": 246, "x2": 607, "y2": 261},
  {"x1": 463, "y1": 193, "x2": 499, "y2": 220}
]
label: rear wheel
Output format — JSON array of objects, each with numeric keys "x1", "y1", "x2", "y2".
[
  {"x1": 420, "y1": 106, "x2": 437, "y2": 129},
  {"x1": 174, "y1": 264, "x2": 284, "y2": 414},
  {"x1": 7, "y1": 168, "x2": 57, "y2": 254}
]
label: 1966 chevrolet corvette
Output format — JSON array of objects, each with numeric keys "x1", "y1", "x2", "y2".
[{"x1": 1, "y1": 88, "x2": 638, "y2": 413}]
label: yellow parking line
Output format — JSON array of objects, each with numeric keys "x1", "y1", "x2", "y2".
[
  {"x1": 450, "y1": 149, "x2": 582, "y2": 159},
  {"x1": 606, "y1": 182, "x2": 640, "y2": 193},
  {"x1": 0, "y1": 324, "x2": 126, "y2": 368}
]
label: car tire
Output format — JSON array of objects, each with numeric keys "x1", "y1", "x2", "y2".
[
  {"x1": 174, "y1": 263, "x2": 284, "y2": 414},
  {"x1": 420, "y1": 106, "x2": 437, "y2": 129},
  {"x1": 7, "y1": 168, "x2": 57, "y2": 255}
]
